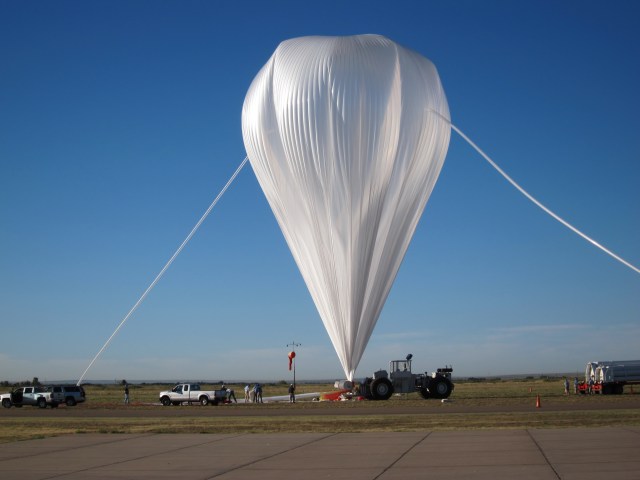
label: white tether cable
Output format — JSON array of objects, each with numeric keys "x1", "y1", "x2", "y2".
[
  {"x1": 77, "y1": 156, "x2": 249, "y2": 385},
  {"x1": 428, "y1": 109, "x2": 639, "y2": 275}
]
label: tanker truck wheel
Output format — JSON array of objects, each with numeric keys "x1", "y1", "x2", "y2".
[
  {"x1": 428, "y1": 378, "x2": 453, "y2": 399},
  {"x1": 370, "y1": 378, "x2": 393, "y2": 400}
]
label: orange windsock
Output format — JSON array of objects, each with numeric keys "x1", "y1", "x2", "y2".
[{"x1": 288, "y1": 351, "x2": 296, "y2": 370}]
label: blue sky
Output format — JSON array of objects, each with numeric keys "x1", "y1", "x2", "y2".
[{"x1": 1, "y1": 1, "x2": 638, "y2": 383}]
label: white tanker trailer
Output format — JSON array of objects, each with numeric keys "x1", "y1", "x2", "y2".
[{"x1": 579, "y1": 360, "x2": 640, "y2": 394}]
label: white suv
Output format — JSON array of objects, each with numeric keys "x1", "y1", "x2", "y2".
[{"x1": 49, "y1": 385, "x2": 86, "y2": 406}]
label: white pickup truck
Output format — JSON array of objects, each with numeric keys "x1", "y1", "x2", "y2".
[
  {"x1": 1, "y1": 386, "x2": 57, "y2": 409},
  {"x1": 159, "y1": 383, "x2": 227, "y2": 406}
]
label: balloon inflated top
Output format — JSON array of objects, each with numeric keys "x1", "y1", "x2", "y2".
[{"x1": 242, "y1": 35, "x2": 451, "y2": 380}]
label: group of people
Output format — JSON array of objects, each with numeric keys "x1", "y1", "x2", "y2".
[
  {"x1": 236, "y1": 383, "x2": 297, "y2": 403},
  {"x1": 563, "y1": 377, "x2": 580, "y2": 395},
  {"x1": 564, "y1": 376, "x2": 596, "y2": 395},
  {"x1": 243, "y1": 383, "x2": 264, "y2": 403}
]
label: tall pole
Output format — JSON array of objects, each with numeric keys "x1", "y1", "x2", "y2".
[{"x1": 287, "y1": 341, "x2": 301, "y2": 387}]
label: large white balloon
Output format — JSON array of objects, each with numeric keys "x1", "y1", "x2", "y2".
[{"x1": 242, "y1": 35, "x2": 451, "y2": 380}]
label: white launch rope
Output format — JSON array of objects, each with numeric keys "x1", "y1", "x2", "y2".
[
  {"x1": 77, "y1": 156, "x2": 249, "y2": 385},
  {"x1": 428, "y1": 109, "x2": 640, "y2": 275}
]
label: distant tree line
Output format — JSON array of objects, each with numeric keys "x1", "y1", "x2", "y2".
[
  {"x1": 459, "y1": 375, "x2": 564, "y2": 384},
  {"x1": 0, "y1": 377, "x2": 41, "y2": 388}
]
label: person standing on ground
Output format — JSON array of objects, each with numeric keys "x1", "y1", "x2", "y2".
[
  {"x1": 226, "y1": 387, "x2": 237, "y2": 403},
  {"x1": 124, "y1": 383, "x2": 130, "y2": 405},
  {"x1": 563, "y1": 377, "x2": 569, "y2": 395},
  {"x1": 244, "y1": 384, "x2": 250, "y2": 403},
  {"x1": 573, "y1": 377, "x2": 579, "y2": 395},
  {"x1": 288, "y1": 383, "x2": 296, "y2": 403}
]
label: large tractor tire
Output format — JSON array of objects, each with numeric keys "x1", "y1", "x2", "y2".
[
  {"x1": 370, "y1": 378, "x2": 394, "y2": 400},
  {"x1": 418, "y1": 387, "x2": 431, "y2": 399},
  {"x1": 428, "y1": 377, "x2": 453, "y2": 399}
]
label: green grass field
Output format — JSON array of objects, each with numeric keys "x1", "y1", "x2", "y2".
[{"x1": 2, "y1": 379, "x2": 639, "y2": 443}]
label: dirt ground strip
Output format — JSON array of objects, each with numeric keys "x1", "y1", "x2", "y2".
[{"x1": 3, "y1": 396, "x2": 640, "y2": 418}]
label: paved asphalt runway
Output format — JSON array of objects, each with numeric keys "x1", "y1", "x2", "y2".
[{"x1": 1, "y1": 427, "x2": 639, "y2": 479}]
